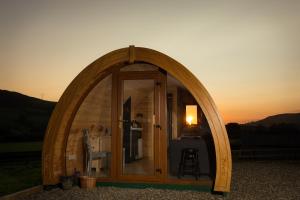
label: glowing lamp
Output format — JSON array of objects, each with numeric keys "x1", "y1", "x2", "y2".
[
  {"x1": 186, "y1": 105, "x2": 197, "y2": 125},
  {"x1": 186, "y1": 116, "x2": 193, "y2": 125}
]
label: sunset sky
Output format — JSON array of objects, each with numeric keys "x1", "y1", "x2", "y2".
[{"x1": 1, "y1": 0, "x2": 299, "y2": 123}]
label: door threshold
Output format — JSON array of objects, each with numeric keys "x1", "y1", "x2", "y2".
[{"x1": 96, "y1": 182, "x2": 212, "y2": 192}]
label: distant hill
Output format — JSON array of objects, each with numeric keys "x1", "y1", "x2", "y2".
[
  {"x1": 247, "y1": 113, "x2": 300, "y2": 128},
  {"x1": 0, "y1": 90, "x2": 56, "y2": 142},
  {"x1": 227, "y1": 113, "x2": 300, "y2": 150}
]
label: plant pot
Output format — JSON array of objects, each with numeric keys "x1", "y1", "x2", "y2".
[
  {"x1": 80, "y1": 176, "x2": 96, "y2": 189},
  {"x1": 60, "y1": 176, "x2": 73, "y2": 190},
  {"x1": 73, "y1": 170, "x2": 81, "y2": 186}
]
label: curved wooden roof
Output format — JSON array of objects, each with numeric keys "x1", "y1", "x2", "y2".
[{"x1": 42, "y1": 46, "x2": 232, "y2": 192}]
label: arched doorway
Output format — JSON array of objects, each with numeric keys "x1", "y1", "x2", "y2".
[{"x1": 42, "y1": 46, "x2": 231, "y2": 192}]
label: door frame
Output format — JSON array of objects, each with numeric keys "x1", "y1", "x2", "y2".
[{"x1": 115, "y1": 70, "x2": 167, "y2": 182}]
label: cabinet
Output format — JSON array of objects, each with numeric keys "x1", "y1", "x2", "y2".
[{"x1": 124, "y1": 127, "x2": 143, "y2": 163}]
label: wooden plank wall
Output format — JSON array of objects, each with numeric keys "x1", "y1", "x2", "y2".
[
  {"x1": 124, "y1": 83, "x2": 154, "y2": 160},
  {"x1": 65, "y1": 74, "x2": 112, "y2": 175},
  {"x1": 167, "y1": 86, "x2": 178, "y2": 139},
  {"x1": 133, "y1": 91, "x2": 154, "y2": 160}
]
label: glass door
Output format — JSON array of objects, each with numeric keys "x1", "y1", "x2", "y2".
[{"x1": 117, "y1": 72, "x2": 163, "y2": 181}]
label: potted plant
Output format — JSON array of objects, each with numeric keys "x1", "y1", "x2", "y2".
[{"x1": 60, "y1": 175, "x2": 73, "y2": 190}]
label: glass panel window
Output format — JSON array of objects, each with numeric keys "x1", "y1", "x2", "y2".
[
  {"x1": 186, "y1": 105, "x2": 197, "y2": 125},
  {"x1": 121, "y1": 79, "x2": 155, "y2": 176},
  {"x1": 166, "y1": 73, "x2": 215, "y2": 181},
  {"x1": 67, "y1": 74, "x2": 112, "y2": 178}
]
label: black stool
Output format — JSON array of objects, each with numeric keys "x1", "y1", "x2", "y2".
[{"x1": 177, "y1": 148, "x2": 200, "y2": 180}]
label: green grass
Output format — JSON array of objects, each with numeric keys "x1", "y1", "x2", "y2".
[
  {"x1": 0, "y1": 142, "x2": 43, "y2": 196},
  {"x1": 0, "y1": 160, "x2": 41, "y2": 196},
  {"x1": 0, "y1": 142, "x2": 43, "y2": 153}
]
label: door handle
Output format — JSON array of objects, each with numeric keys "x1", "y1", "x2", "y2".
[
  {"x1": 154, "y1": 124, "x2": 161, "y2": 130},
  {"x1": 118, "y1": 120, "x2": 129, "y2": 128},
  {"x1": 119, "y1": 120, "x2": 129, "y2": 123}
]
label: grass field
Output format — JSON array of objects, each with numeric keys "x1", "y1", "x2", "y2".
[
  {"x1": 0, "y1": 142, "x2": 43, "y2": 153},
  {"x1": 0, "y1": 160, "x2": 41, "y2": 196},
  {"x1": 0, "y1": 142, "x2": 43, "y2": 196}
]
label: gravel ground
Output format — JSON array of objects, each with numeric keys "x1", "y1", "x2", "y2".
[{"x1": 19, "y1": 160, "x2": 300, "y2": 200}]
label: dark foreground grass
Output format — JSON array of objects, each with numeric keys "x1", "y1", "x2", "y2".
[
  {"x1": 0, "y1": 142, "x2": 43, "y2": 153},
  {"x1": 0, "y1": 160, "x2": 41, "y2": 196}
]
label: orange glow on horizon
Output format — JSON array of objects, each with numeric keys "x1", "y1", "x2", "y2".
[{"x1": 1, "y1": 1, "x2": 299, "y2": 124}]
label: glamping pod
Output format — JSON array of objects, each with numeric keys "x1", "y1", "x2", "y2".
[{"x1": 42, "y1": 46, "x2": 232, "y2": 192}]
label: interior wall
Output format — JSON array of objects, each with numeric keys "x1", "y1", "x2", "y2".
[
  {"x1": 177, "y1": 87, "x2": 210, "y2": 137},
  {"x1": 65, "y1": 74, "x2": 112, "y2": 175},
  {"x1": 126, "y1": 88, "x2": 154, "y2": 160},
  {"x1": 167, "y1": 86, "x2": 178, "y2": 139},
  {"x1": 167, "y1": 75, "x2": 211, "y2": 138}
]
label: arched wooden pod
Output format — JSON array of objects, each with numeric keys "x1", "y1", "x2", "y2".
[{"x1": 42, "y1": 46, "x2": 232, "y2": 192}]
